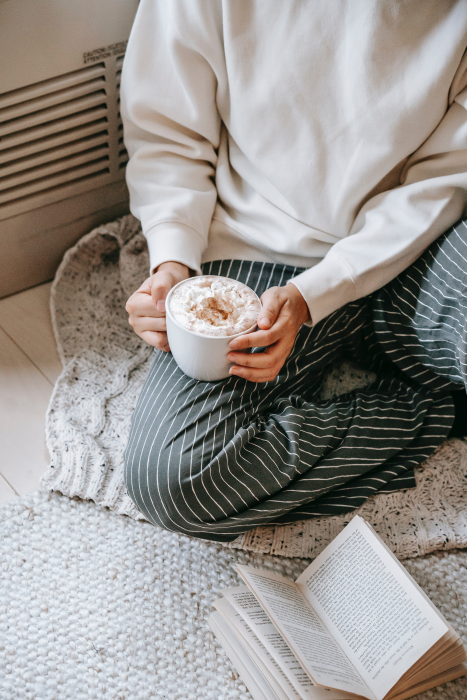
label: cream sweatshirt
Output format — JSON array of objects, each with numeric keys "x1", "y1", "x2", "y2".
[{"x1": 121, "y1": 0, "x2": 467, "y2": 325}]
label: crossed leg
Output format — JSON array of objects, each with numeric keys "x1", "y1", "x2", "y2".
[{"x1": 124, "y1": 255, "x2": 457, "y2": 542}]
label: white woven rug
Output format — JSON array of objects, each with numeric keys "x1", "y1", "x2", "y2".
[
  {"x1": 41, "y1": 215, "x2": 467, "y2": 561},
  {"x1": 2, "y1": 488, "x2": 467, "y2": 700}
]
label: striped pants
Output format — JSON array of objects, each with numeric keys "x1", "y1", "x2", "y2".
[{"x1": 124, "y1": 220, "x2": 467, "y2": 542}]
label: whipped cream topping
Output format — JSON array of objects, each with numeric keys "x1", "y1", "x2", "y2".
[{"x1": 169, "y1": 276, "x2": 261, "y2": 337}]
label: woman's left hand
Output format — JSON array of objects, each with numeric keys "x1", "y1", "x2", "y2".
[{"x1": 227, "y1": 283, "x2": 311, "y2": 383}]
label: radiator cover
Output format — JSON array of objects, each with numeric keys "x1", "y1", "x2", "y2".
[{"x1": 0, "y1": 0, "x2": 139, "y2": 297}]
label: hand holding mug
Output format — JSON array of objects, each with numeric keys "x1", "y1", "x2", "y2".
[
  {"x1": 228, "y1": 283, "x2": 311, "y2": 383},
  {"x1": 125, "y1": 261, "x2": 190, "y2": 351}
]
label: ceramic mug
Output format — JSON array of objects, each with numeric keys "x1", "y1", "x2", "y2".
[{"x1": 165, "y1": 277, "x2": 261, "y2": 381}]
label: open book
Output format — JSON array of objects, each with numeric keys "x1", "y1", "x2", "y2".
[{"x1": 209, "y1": 516, "x2": 467, "y2": 700}]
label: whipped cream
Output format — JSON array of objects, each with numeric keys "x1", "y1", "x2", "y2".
[{"x1": 169, "y1": 276, "x2": 261, "y2": 337}]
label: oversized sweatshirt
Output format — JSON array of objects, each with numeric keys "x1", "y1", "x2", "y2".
[{"x1": 121, "y1": 0, "x2": 467, "y2": 325}]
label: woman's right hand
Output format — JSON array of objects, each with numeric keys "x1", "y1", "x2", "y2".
[{"x1": 125, "y1": 261, "x2": 190, "y2": 351}]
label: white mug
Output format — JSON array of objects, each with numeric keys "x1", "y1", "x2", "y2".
[{"x1": 165, "y1": 277, "x2": 260, "y2": 381}]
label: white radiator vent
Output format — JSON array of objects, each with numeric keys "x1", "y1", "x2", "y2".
[
  {"x1": 0, "y1": 57, "x2": 125, "y2": 220},
  {"x1": 0, "y1": 0, "x2": 139, "y2": 297}
]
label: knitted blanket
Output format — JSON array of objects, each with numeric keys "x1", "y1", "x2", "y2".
[{"x1": 42, "y1": 215, "x2": 467, "y2": 560}]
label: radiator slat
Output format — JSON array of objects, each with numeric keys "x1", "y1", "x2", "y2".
[
  {"x1": 0, "y1": 133, "x2": 110, "y2": 177},
  {"x1": 0, "y1": 92, "x2": 108, "y2": 138},
  {"x1": 0, "y1": 158, "x2": 111, "y2": 205},
  {"x1": 0, "y1": 107, "x2": 109, "y2": 151},
  {"x1": 0, "y1": 77, "x2": 107, "y2": 123},
  {"x1": 0, "y1": 120, "x2": 109, "y2": 165},
  {"x1": 0, "y1": 148, "x2": 110, "y2": 191},
  {"x1": 0, "y1": 64, "x2": 106, "y2": 111}
]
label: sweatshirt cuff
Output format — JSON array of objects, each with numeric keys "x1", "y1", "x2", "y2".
[
  {"x1": 289, "y1": 254, "x2": 357, "y2": 326},
  {"x1": 145, "y1": 222, "x2": 205, "y2": 275}
]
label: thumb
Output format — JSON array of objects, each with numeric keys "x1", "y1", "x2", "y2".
[
  {"x1": 150, "y1": 271, "x2": 174, "y2": 313},
  {"x1": 257, "y1": 287, "x2": 283, "y2": 329}
]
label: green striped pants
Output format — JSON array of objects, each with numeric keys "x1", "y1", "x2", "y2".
[{"x1": 124, "y1": 221, "x2": 467, "y2": 542}]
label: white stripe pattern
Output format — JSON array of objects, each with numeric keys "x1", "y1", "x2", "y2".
[{"x1": 124, "y1": 227, "x2": 465, "y2": 541}]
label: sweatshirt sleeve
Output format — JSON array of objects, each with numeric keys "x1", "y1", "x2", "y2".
[
  {"x1": 120, "y1": 0, "x2": 222, "y2": 274},
  {"x1": 290, "y1": 57, "x2": 467, "y2": 326}
]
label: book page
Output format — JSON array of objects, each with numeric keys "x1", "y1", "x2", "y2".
[
  {"x1": 209, "y1": 612, "x2": 280, "y2": 700},
  {"x1": 214, "y1": 596, "x2": 301, "y2": 700},
  {"x1": 296, "y1": 516, "x2": 448, "y2": 700},
  {"x1": 221, "y1": 587, "x2": 357, "y2": 700},
  {"x1": 236, "y1": 565, "x2": 372, "y2": 699}
]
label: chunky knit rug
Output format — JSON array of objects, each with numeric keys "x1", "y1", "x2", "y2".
[
  {"x1": 2, "y1": 488, "x2": 467, "y2": 700},
  {"x1": 41, "y1": 215, "x2": 467, "y2": 561}
]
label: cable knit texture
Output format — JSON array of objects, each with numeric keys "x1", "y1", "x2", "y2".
[{"x1": 41, "y1": 215, "x2": 467, "y2": 560}]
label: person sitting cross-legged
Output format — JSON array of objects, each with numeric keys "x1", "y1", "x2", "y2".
[{"x1": 121, "y1": 0, "x2": 467, "y2": 542}]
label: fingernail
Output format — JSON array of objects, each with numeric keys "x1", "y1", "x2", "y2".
[{"x1": 156, "y1": 300, "x2": 165, "y2": 312}]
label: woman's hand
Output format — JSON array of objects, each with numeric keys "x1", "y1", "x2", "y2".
[
  {"x1": 227, "y1": 283, "x2": 311, "y2": 383},
  {"x1": 125, "y1": 261, "x2": 190, "y2": 350}
]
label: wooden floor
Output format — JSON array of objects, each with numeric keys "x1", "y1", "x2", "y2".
[{"x1": 0, "y1": 282, "x2": 63, "y2": 507}]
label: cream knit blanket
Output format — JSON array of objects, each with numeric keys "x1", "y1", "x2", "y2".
[{"x1": 42, "y1": 215, "x2": 467, "y2": 561}]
